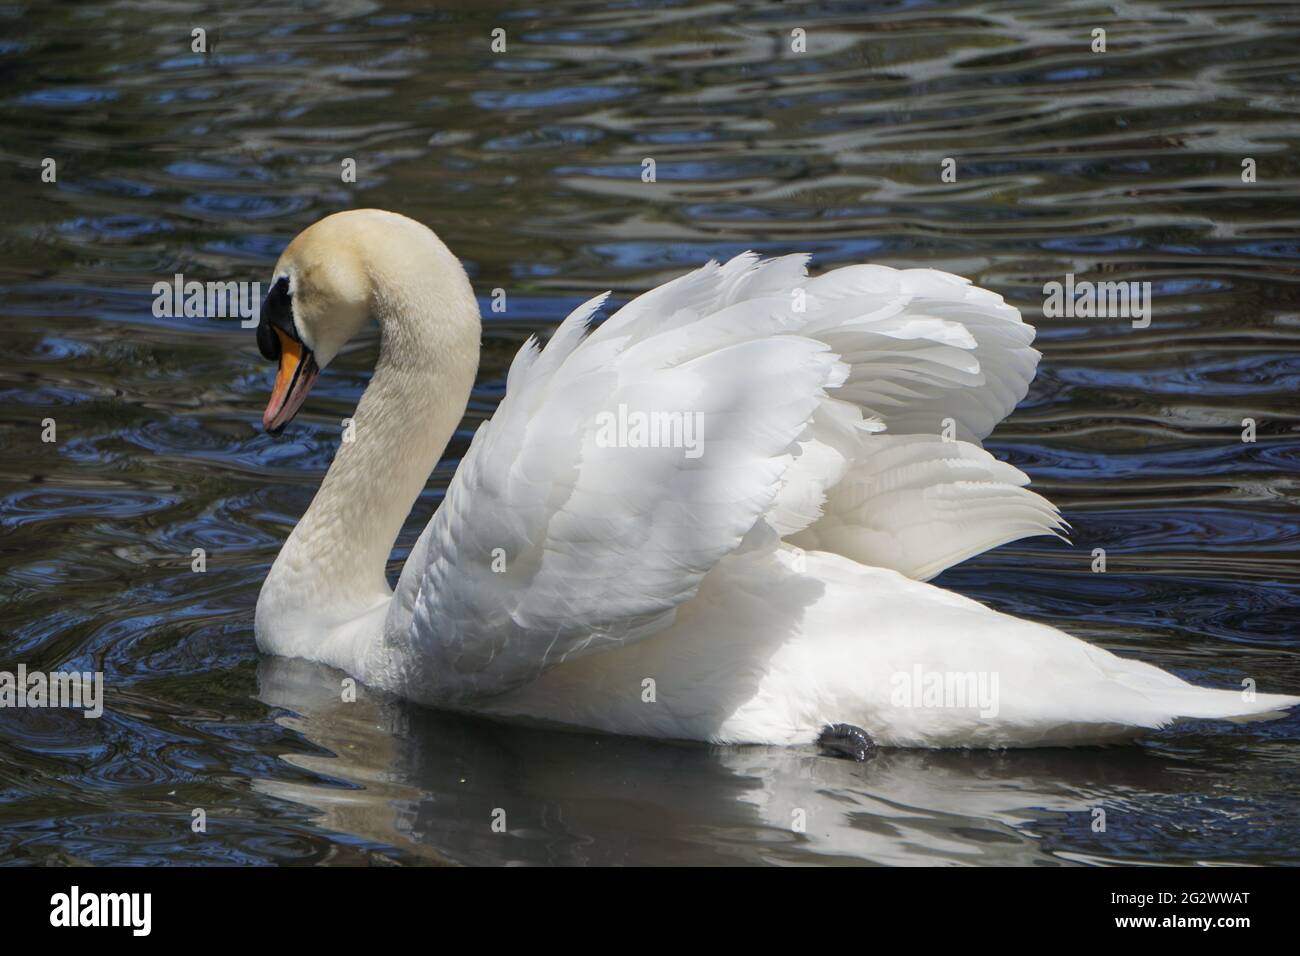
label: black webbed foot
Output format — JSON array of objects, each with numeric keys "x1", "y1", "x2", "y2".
[{"x1": 817, "y1": 723, "x2": 877, "y2": 761}]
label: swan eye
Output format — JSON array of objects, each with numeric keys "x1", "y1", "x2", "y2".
[{"x1": 257, "y1": 275, "x2": 296, "y2": 361}]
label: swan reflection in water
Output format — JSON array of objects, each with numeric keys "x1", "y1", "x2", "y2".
[{"x1": 253, "y1": 656, "x2": 1242, "y2": 866}]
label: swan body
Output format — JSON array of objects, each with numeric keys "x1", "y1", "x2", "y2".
[{"x1": 253, "y1": 209, "x2": 1298, "y2": 748}]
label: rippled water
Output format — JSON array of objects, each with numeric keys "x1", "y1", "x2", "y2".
[{"x1": 2, "y1": 0, "x2": 1299, "y2": 865}]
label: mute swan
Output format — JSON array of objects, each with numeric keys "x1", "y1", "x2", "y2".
[{"x1": 253, "y1": 209, "x2": 1298, "y2": 751}]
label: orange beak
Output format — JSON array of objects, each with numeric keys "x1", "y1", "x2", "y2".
[{"x1": 262, "y1": 327, "x2": 320, "y2": 435}]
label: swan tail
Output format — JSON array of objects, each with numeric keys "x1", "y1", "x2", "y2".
[
  {"x1": 1152, "y1": 687, "x2": 1300, "y2": 725},
  {"x1": 1102, "y1": 655, "x2": 1300, "y2": 726}
]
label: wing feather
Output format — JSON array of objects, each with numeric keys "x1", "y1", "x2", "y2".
[{"x1": 382, "y1": 254, "x2": 1058, "y2": 704}]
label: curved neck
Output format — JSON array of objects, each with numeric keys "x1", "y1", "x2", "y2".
[{"x1": 260, "y1": 259, "x2": 480, "y2": 653}]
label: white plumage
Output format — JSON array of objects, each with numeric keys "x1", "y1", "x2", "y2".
[{"x1": 254, "y1": 210, "x2": 1298, "y2": 749}]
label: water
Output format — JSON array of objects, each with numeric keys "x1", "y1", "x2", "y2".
[{"x1": 2, "y1": 0, "x2": 1299, "y2": 866}]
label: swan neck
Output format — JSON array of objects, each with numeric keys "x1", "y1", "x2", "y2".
[{"x1": 261, "y1": 263, "x2": 480, "y2": 643}]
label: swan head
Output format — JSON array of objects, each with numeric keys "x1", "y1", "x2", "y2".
[{"x1": 256, "y1": 208, "x2": 475, "y2": 435}]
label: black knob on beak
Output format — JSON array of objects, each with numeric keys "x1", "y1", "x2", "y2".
[
  {"x1": 257, "y1": 275, "x2": 294, "y2": 361},
  {"x1": 257, "y1": 315, "x2": 281, "y2": 361}
]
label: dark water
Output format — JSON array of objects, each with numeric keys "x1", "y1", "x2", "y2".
[{"x1": 2, "y1": 0, "x2": 1299, "y2": 865}]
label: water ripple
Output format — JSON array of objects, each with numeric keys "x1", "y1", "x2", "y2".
[{"x1": 1, "y1": 0, "x2": 1298, "y2": 866}]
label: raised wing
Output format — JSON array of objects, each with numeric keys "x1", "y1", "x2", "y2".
[
  {"x1": 384, "y1": 255, "x2": 1060, "y2": 704},
  {"x1": 777, "y1": 266, "x2": 1064, "y2": 578},
  {"x1": 384, "y1": 271, "x2": 847, "y2": 703}
]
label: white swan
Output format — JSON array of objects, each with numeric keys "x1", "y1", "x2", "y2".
[{"x1": 253, "y1": 209, "x2": 1298, "y2": 750}]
